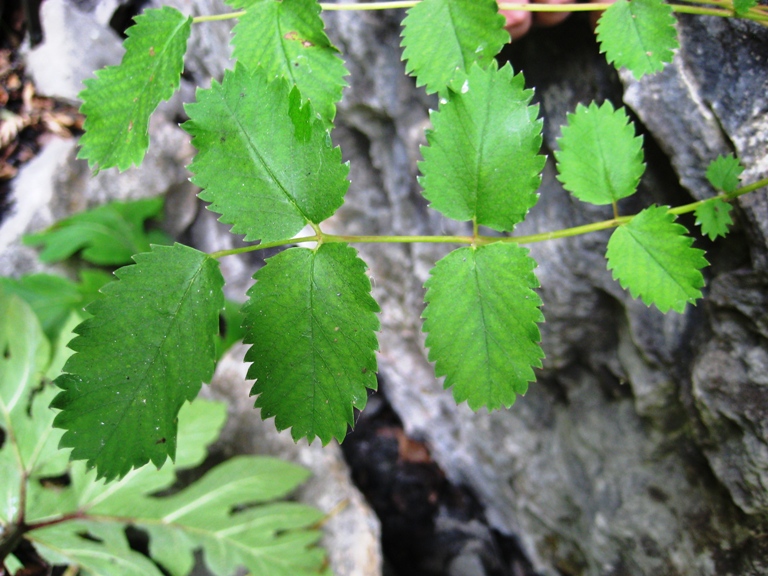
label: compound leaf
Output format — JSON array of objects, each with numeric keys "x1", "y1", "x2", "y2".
[
  {"x1": 734, "y1": 0, "x2": 757, "y2": 15},
  {"x1": 23, "y1": 196, "x2": 169, "y2": 266},
  {"x1": 184, "y1": 64, "x2": 349, "y2": 243},
  {"x1": 596, "y1": 0, "x2": 678, "y2": 79},
  {"x1": 706, "y1": 153, "x2": 744, "y2": 193},
  {"x1": 0, "y1": 292, "x2": 54, "y2": 525},
  {"x1": 51, "y1": 244, "x2": 225, "y2": 480},
  {"x1": 77, "y1": 7, "x2": 192, "y2": 171},
  {"x1": 555, "y1": 101, "x2": 644, "y2": 205},
  {"x1": 229, "y1": 0, "x2": 347, "y2": 126},
  {"x1": 30, "y1": 521, "x2": 166, "y2": 576},
  {"x1": 607, "y1": 205, "x2": 707, "y2": 312},
  {"x1": 401, "y1": 0, "x2": 509, "y2": 94},
  {"x1": 419, "y1": 62, "x2": 544, "y2": 231},
  {"x1": 422, "y1": 243, "x2": 544, "y2": 410},
  {"x1": 695, "y1": 198, "x2": 733, "y2": 241},
  {"x1": 243, "y1": 243, "x2": 379, "y2": 443}
]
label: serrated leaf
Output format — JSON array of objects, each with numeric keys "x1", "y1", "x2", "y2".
[
  {"x1": 51, "y1": 244, "x2": 225, "y2": 480},
  {"x1": 706, "y1": 153, "x2": 744, "y2": 193},
  {"x1": 422, "y1": 242, "x2": 544, "y2": 410},
  {"x1": 555, "y1": 101, "x2": 645, "y2": 205},
  {"x1": 401, "y1": 0, "x2": 509, "y2": 94},
  {"x1": 596, "y1": 0, "x2": 678, "y2": 80},
  {"x1": 23, "y1": 196, "x2": 170, "y2": 266},
  {"x1": 734, "y1": 0, "x2": 757, "y2": 15},
  {"x1": 607, "y1": 205, "x2": 708, "y2": 312},
  {"x1": 695, "y1": 198, "x2": 733, "y2": 241},
  {"x1": 243, "y1": 243, "x2": 379, "y2": 443},
  {"x1": 184, "y1": 65, "x2": 349, "y2": 243},
  {"x1": 77, "y1": 7, "x2": 192, "y2": 171},
  {"x1": 419, "y1": 63, "x2": 544, "y2": 231},
  {"x1": 229, "y1": 0, "x2": 348, "y2": 126}
]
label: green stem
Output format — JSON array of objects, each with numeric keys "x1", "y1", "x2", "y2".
[
  {"x1": 209, "y1": 178, "x2": 768, "y2": 259},
  {"x1": 190, "y1": 0, "x2": 768, "y2": 23}
]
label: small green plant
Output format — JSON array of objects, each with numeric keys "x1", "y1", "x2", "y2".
[
  {"x1": 0, "y1": 289, "x2": 328, "y2": 575},
  {"x1": 20, "y1": 0, "x2": 768, "y2": 484}
]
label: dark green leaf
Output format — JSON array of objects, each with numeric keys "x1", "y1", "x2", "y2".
[
  {"x1": 243, "y1": 244, "x2": 380, "y2": 443},
  {"x1": 229, "y1": 0, "x2": 348, "y2": 126},
  {"x1": 596, "y1": 0, "x2": 678, "y2": 79},
  {"x1": 23, "y1": 196, "x2": 169, "y2": 266},
  {"x1": 184, "y1": 65, "x2": 349, "y2": 243},
  {"x1": 606, "y1": 206, "x2": 708, "y2": 312},
  {"x1": 706, "y1": 153, "x2": 744, "y2": 193},
  {"x1": 419, "y1": 62, "x2": 544, "y2": 231},
  {"x1": 401, "y1": 0, "x2": 509, "y2": 94},
  {"x1": 51, "y1": 244, "x2": 225, "y2": 480},
  {"x1": 555, "y1": 101, "x2": 644, "y2": 205},
  {"x1": 423, "y1": 243, "x2": 544, "y2": 410},
  {"x1": 77, "y1": 7, "x2": 192, "y2": 171},
  {"x1": 695, "y1": 198, "x2": 733, "y2": 241}
]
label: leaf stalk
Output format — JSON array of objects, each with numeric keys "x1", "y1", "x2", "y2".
[{"x1": 209, "y1": 177, "x2": 767, "y2": 259}]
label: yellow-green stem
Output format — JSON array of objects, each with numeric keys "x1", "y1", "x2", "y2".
[
  {"x1": 191, "y1": 0, "x2": 768, "y2": 23},
  {"x1": 209, "y1": 177, "x2": 768, "y2": 260}
]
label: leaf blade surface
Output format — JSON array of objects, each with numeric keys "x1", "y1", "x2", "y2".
[
  {"x1": 596, "y1": 0, "x2": 678, "y2": 79},
  {"x1": 401, "y1": 0, "x2": 509, "y2": 94},
  {"x1": 230, "y1": 0, "x2": 348, "y2": 126},
  {"x1": 555, "y1": 101, "x2": 644, "y2": 205},
  {"x1": 606, "y1": 205, "x2": 707, "y2": 312},
  {"x1": 51, "y1": 244, "x2": 225, "y2": 480},
  {"x1": 184, "y1": 65, "x2": 349, "y2": 243},
  {"x1": 77, "y1": 7, "x2": 192, "y2": 171},
  {"x1": 423, "y1": 243, "x2": 544, "y2": 410},
  {"x1": 419, "y1": 63, "x2": 544, "y2": 231},
  {"x1": 243, "y1": 244, "x2": 380, "y2": 443}
]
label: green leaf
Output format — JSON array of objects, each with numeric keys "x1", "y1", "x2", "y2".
[
  {"x1": 419, "y1": 63, "x2": 544, "y2": 231},
  {"x1": 555, "y1": 101, "x2": 645, "y2": 205},
  {"x1": 606, "y1": 205, "x2": 708, "y2": 312},
  {"x1": 401, "y1": 0, "x2": 509, "y2": 94},
  {"x1": 243, "y1": 243, "x2": 380, "y2": 443},
  {"x1": 0, "y1": 291, "x2": 53, "y2": 524},
  {"x1": 229, "y1": 0, "x2": 348, "y2": 126},
  {"x1": 596, "y1": 0, "x2": 679, "y2": 80},
  {"x1": 695, "y1": 198, "x2": 733, "y2": 241},
  {"x1": 706, "y1": 153, "x2": 744, "y2": 193},
  {"x1": 77, "y1": 7, "x2": 192, "y2": 171},
  {"x1": 23, "y1": 196, "x2": 170, "y2": 266},
  {"x1": 733, "y1": 0, "x2": 757, "y2": 15},
  {"x1": 184, "y1": 64, "x2": 349, "y2": 243},
  {"x1": 0, "y1": 275, "x2": 81, "y2": 343},
  {"x1": 422, "y1": 243, "x2": 544, "y2": 410},
  {"x1": 30, "y1": 521, "x2": 166, "y2": 576},
  {"x1": 0, "y1": 272, "x2": 111, "y2": 344},
  {"x1": 51, "y1": 244, "x2": 225, "y2": 480}
]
